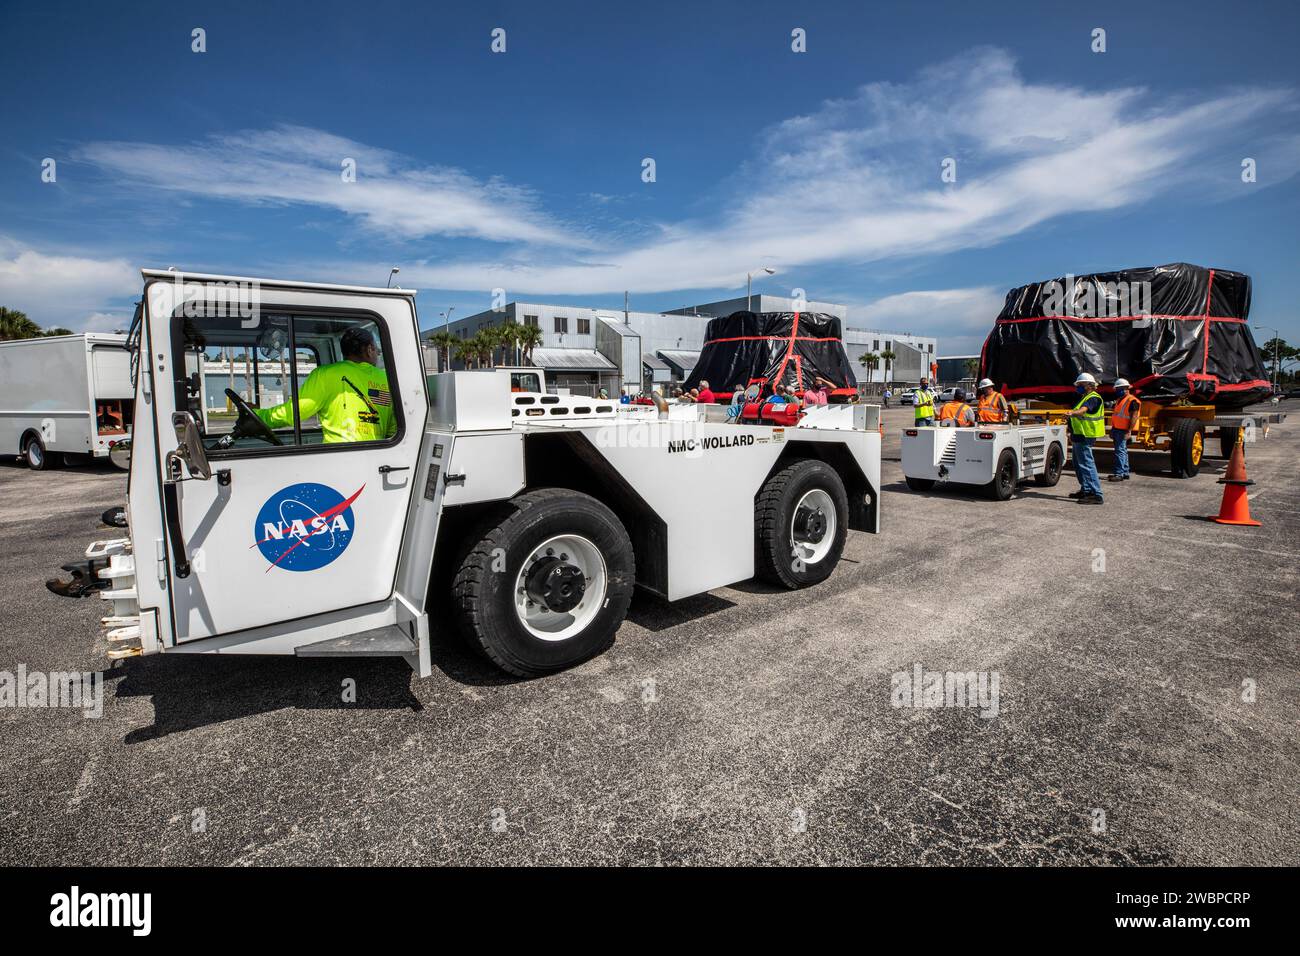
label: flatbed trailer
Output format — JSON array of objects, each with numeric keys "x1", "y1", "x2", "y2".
[
  {"x1": 900, "y1": 422, "x2": 1067, "y2": 500},
  {"x1": 1017, "y1": 400, "x2": 1275, "y2": 478},
  {"x1": 70, "y1": 270, "x2": 883, "y2": 679}
]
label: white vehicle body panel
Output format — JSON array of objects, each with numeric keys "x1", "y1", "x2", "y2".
[
  {"x1": 0, "y1": 333, "x2": 131, "y2": 458},
  {"x1": 901, "y1": 423, "x2": 1067, "y2": 486},
  {"x1": 89, "y1": 271, "x2": 883, "y2": 676}
]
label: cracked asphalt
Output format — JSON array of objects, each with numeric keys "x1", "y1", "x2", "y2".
[{"x1": 1, "y1": 400, "x2": 1297, "y2": 865}]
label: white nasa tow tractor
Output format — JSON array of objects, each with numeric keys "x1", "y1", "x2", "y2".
[
  {"x1": 77, "y1": 271, "x2": 882, "y2": 678},
  {"x1": 900, "y1": 423, "x2": 1067, "y2": 500}
]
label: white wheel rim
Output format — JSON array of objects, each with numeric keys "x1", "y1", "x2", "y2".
[
  {"x1": 790, "y1": 489, "x2": 836, "y2": 565},
  {"x1": 29, "y1": 444, "x2": 42, "y2": 466},
  {"x1": 514, "y1": 534, "x2": 607, "y2": 642}
]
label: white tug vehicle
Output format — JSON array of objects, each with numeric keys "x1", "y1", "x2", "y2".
[
  {"x1": 77, "y1": 271, "x2": 883, "y2": 677},
  {"x1": 901, "y1": 421, "x2": 1067, "y2": 500}
]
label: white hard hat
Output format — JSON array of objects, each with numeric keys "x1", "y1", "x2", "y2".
[
  {"x1": 977, "y1": 378, "x2": 994, "y2": 389},
  {"x1": 1113, "y1": 378, "x2": 1130, "y2": 388},
  {"x1": 1074, "y1": 372, "x2": 1097, "y2": 385}
]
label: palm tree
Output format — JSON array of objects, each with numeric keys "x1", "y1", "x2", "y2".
[
  {"x1": 879, "y1": 349, "x2": 896, "y2": 385},
  {"x1": 964, "y1": 358, "x2": 980, "y2": 381},
  {"x1": 428, "y1": 331, "x2": 458, "y2": 372},
  {"x1": 498, "y1": 320, "x2": 524, "y2": 365},
  {"x1": 518, "y1": 323, "x2": 544, "y2": 365},
  {"x1": 453, "y1": 335, "x2": 478, "y2": 369},
  {"x1": 858, "y1": 351, "x2": 879, "y2": 386},
  {"x1": 0, "y1": 307, "x2": 42, "y2": 340}
]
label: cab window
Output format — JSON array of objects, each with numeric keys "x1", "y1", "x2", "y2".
[
  {"x1": 172, "y1": 310, "x2": 402, "y2": 456},
  {"x1": 510, "y1": 371, "x2": 542, "y2": 393}
]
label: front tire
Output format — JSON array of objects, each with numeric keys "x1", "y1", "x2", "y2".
[
  {"x1": 755, "y1": 459, "x2": 849, "y2": 589},
  {"x1": 451, "y1": 489, "x2": 635, "y2": 677},
  {"x1": 1170, "y1": 418, "x2": 1204, "y2": 478},
  {"x1": 1034, "y1": 443, "x2": 1064, "y2": 487},
  {"x1": 986, "y1": 448, "x2": 1018, "y2": 500},
  {"x1": 23, "y1": 436, "x2": 60, "y2": 470}
]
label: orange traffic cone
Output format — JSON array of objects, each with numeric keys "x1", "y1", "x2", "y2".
[{"x1": 1209, "y1": 434, "x2": 1260, "y2": 527}]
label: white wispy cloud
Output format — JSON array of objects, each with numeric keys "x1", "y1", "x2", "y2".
[
  {"x1": 395, "y1": 48, "x2": 1297, "y2": 294},
  {"x1": 845, "y1": 287, "x2": 1007, "y2": 355},
  {"x1": 78, "y1": 124, "x2": 586, "y2": 248},
  {"x1": 0, "y1": 239, "x2": 137, "y2": 331}
]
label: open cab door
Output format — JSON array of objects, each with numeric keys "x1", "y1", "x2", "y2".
[{"x1": 125, "y1": 272, "x2": 431, "y2": 672}]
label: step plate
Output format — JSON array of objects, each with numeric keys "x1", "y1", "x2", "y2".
[{"x1": 294, "y1": 625, "x2": 415, "y2": 658}]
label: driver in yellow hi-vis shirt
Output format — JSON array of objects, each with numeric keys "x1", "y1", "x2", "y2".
[{"x1": 253, "y1": 327, "x2": 396, "y2": 443}]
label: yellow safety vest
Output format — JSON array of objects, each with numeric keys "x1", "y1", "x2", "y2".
[
  {"x1": 913, "y1": 389, "x2": 935, "y2": 420},
  {"x1": 1070, "y1": 391, "x2": 1105, "y2": 439}
]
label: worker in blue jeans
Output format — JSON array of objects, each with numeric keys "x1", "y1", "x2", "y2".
[
  {"x1": 1107, "y1": 378, "x2": 1139, "y2": 482},
  {"x1": 1065, "y1": 372, "x2": 1105, "y2": 504}
]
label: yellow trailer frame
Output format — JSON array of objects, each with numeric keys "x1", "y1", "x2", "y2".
[{"x1": 1018, "y1": 399, "x2": 1221, "y2": 478}]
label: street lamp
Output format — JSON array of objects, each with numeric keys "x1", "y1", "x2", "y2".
[
  {"x1": 386, "y1": 267, "x2": 400, "y2": 288},
  {"x1": 746, "y1": 266, "x2": 776, "y2": 312},
  {"x1": 1253, "y1": 325, "x2": 1281, "y2": 391}
]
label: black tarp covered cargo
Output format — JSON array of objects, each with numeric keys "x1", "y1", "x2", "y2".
[
  {"x1": 684, "y1": 311, "x2": 857, "y2": 393},
  {"x1": 980, "y1": 263, "x2": 1270, "y2": 409}
]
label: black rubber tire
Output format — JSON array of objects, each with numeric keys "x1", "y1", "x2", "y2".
[
  {"x1": 450, "y1": 488, "x2": 635, "y2": 677},
  {"x1": 986, "y1": 448, "x2": 1018, "y2": 500},
  {"x1": 755, "y1": 459, "x2": 849, "y2": 589},
  {"x1": 1169, "y1": 417, "x2": 1204, "y2": 478},
  {"x1": 1034, "y1": 443, "x2": 1064, "y2": 487},
  {"x1": 1218, "y1": 425, "x2": 1241, "y2": 459},
  {"x1": 905, "y1": 476, "x2": 936, "y2": 491},
  {"x1": 23, "y1": 435, "x2": 60, "y2": 470},
  {"x1": 101, "y1": 506, "x2": 128, "y2": 529}
]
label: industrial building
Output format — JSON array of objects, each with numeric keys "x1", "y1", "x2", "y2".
[{"x1": 427, "y1": 294, "x2": 937, "y2": 396}]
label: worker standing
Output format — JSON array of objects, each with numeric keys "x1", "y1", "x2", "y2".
[
  {"x1": 913, "y1": 378, "x2": 936, "y2": 427},
  {"x1": 1065, "y1": 372, "x2": 1105, "y2": 504},
  {"x1": 938, "y1": 389, "x2": 976, "y2": 427},
  {"x1": 975, "y1": 378, "x2": 1011, "y2": 424},
  {"x1": 1107, "y1": 378, "x2": 1140, "y2": 483}
]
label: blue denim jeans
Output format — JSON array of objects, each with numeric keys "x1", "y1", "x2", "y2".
[
  {"x1": 915, "y1": 416, "x2": 934, "y2": 427},
  {"x1": 1073, "y1": 437, "x2": 1103, "y2": 497},
  {"x1": 1111, "y1": 428, "x2": 1130, "y2": 477}
]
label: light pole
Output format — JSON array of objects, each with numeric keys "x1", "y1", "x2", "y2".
[
  {"x1": 439, "y1": 307, "x2": 456, "y2": 372},
  {"x1": 386, "y1": 267, "x2": 400, "y2": 288},
  {"x1": 1254, "y1": 325, "x2": 1281, "y2": 391},
  {"x1": 747, "y1": 266, "x2": 776, "y2": 312}
]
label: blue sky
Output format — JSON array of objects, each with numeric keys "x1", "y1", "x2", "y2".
[{"x1": 1, "y1": 0, "x2": 1297, "y2": 353}]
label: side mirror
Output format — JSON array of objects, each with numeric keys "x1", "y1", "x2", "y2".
[
  {"x1": 169, "y1": 411, "x2": 212, "y2": 480},
  {"x1": 108, "y1": 439, "x2": 132, "y2": 471}
]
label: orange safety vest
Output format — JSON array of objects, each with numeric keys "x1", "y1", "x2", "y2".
[
  {"x1": 939, "y1": 401, "x2": 972, "y2": 425},
  {"x1": 1112, "y1": 393, "x2": 1140, "y2": 431},
  {"x1": 977, "y1": 390, "x2": 1009, "y2": 423}
]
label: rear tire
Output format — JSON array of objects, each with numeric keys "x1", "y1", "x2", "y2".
[
  {"x1": 23, "y1": 435, "x2": 60, "y2": 470},
  {"x1": 986, "y1": 448, "x2": 1018, "y2": 500},
  {"x1": 451, "y1": 489, "x2": 635, "y2": 677},
  {"x1": 905, "y1": 476, "x2": 936, "y2": 491},
  {"x1": 755, "y1": 459, "x2": 849, "y2": 589},
  {"x1": 1034, "y1": 443, "x2": 1064, "y2": 487},
  {"x1": 1170, "y1": 418, "x2": 1204, "y2": 478},
  {"x1": 1218, "y1": 425, "x2": 1241, "y2": 459}
]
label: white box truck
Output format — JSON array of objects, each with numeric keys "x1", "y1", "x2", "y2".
[
  {"x1": 74, "y1": 270, "x2": 883, "y2": 678},
  {"x1": 0, "y1": 333, "x2": 134, "y2": 469}
]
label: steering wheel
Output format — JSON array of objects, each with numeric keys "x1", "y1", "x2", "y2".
[{"x1": 222, "y1": 388, "x2": 283, "y2": 447}]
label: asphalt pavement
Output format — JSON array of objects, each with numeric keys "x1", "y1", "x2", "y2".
[{"x1": 1, "y1": 401, "x2": 1296, "y2": 865}]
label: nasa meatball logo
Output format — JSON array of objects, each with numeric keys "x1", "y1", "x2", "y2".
[{"x1": 252, "y1": 482, "x2": 364, "y2": 572}]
